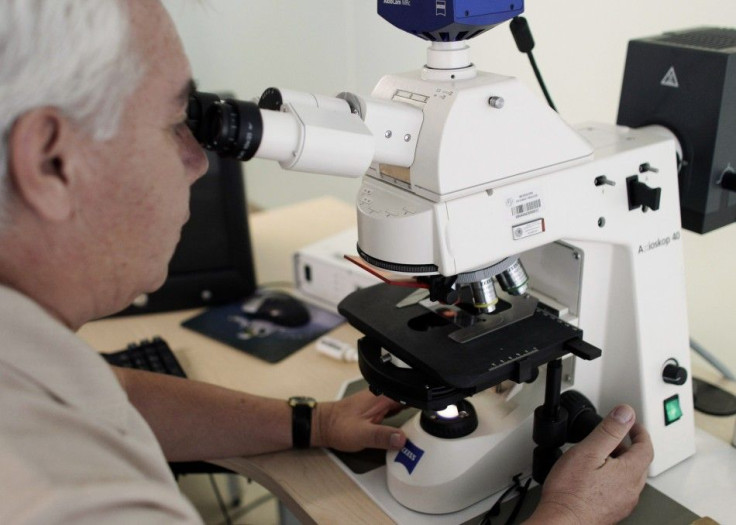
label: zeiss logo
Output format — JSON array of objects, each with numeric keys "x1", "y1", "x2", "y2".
[{"x1": 394, "y1": 439, "x2": 424, "y2": 474}]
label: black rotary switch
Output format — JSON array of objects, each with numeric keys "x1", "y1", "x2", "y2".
[
  {"x1": 662, "y1": 361, "x2": 688, "y2": 385},
  {"x1": 627, "y1": 175, "x2": 662, "y2": 211},
  {"x1": 721, "y1": 169, "x2": 736, "y2": 192}
]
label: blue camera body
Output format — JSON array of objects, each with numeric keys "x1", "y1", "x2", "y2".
[{"x1": 377, "y1": 0, "x2": 524, "y2": 41}]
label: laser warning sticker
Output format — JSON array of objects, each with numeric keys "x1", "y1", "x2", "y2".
[
  {"x1": 394, "y1": 439, "x2": 425, "y2": 474},
  {"x1": 660, "y1": 66, "x2": 679, "y2": 88},
  {"x1": 512, "y1": 218, "x2": 546, "y2": 241}
]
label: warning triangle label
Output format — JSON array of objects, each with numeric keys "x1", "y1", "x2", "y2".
[{"x1": 661, "y1": 66, "x2": 679, "y2": 88}]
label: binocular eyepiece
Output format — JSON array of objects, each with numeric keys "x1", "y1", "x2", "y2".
[
  {"x1": 187, "y1": 90, "x2": 268, "y2": 161},
  {"x1": 187, "y1": 86, "x2": 421, "y2": 179}
]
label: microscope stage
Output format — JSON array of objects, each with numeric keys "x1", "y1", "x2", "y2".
[{"x1": 339, "y1": 284, "x2": 599, "y2": 409}]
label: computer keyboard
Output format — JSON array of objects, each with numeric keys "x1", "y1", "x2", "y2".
[{"x1": 102, "y1": 336, "x2": 187, "y2": 378}]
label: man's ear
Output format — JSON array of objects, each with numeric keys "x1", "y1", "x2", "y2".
[{"x1": 7, "y1": 108, "x2": 80, "y2": 222}]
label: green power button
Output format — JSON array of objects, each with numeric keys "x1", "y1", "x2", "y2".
[{"x1": 664, "y1": 394, "x2": 683, "y2": 425}]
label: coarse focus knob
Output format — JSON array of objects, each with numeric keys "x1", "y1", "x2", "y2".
[
  {"x1": 663, "y1": 363, "x2": 688, "y2": 385},
  {"x1": 560, "y1": 390, "x2": 601, "y2": 443}
]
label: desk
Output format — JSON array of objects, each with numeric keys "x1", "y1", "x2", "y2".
[{"x1": 79, "y1": 197, "x2": 736, "y2": 524}]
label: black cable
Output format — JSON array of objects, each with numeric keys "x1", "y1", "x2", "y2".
[
  {"x1": 527, "y1": 52, "x2": 557, "y2": 111},
  {"x1": 509, "y1": 17, "x2": 557, "y2": 112},
  {"x1": 505, "y1": 476, "x2": 532, "y2": 524},
  {"x1": 480, "y1": 481, "x2": 518, "y2": 524},
  {"x1": 479, "y1": 474, "x2": 532, "y2": 525},
  {"x1": 208, "y1": 474, "x2": 233, "y2": 525}
]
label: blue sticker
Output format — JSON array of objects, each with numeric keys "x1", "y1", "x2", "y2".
[{"x1": 394, "y1": 439, "x2": 425, "y2": 475}]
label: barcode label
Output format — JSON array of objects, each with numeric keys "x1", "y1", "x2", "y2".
[{"x1": 512, "y1": 198, "x2": 541, "y2": 218}]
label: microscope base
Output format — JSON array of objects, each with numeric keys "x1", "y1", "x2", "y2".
[{"x1": 386, "y1": 382, "x2": 544, "y2": 514}]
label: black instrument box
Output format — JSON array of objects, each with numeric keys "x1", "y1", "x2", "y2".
[{"x1": 617, "y1": 27, "x2": 736, "y2": 233}]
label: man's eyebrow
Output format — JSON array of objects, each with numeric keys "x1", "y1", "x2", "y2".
[{"x1": 175, "y1": 79, "x2": 198, "y2": 107}]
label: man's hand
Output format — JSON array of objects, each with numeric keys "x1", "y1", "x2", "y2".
[
  {"x1": 526, "y1": 404, "x2": 654, "y2": 525},
  {"x1": 312, "y1": 390, "x2": 407, "y2": 452}
]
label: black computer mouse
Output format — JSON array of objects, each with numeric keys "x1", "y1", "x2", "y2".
[{"x1": 248, "y1": 291, "x2": 311, "y2": 327}]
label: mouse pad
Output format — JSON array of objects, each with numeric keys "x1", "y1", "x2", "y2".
[{"x1": 181, "y1": 291, "x2": 344, "y2": 363}]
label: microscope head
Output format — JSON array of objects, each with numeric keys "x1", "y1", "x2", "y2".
[{"x1": 377, "y1": 0, "x2": 524, "y2": 42}]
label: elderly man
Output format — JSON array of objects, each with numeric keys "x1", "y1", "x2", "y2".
[{"x1": 0, "y1": 1, "x2": 652, "y2": 523}]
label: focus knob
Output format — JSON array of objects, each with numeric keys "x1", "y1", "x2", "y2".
[
  {"x1": 663, "y1": 363, "x2": 688, "y2": 385},
  {"x1": 560, "y1": 390, "x2": 601, "y2": 443}
]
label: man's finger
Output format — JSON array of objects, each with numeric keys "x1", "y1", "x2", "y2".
[
  {"x1": 575, "y1": 404, "x2": 636, "y2": 464},
  {"x1": 369, "y1": 425, "x2": 406, "y2": 451},
  {"x1": 618, "y1": 422, "x2": 654, "y2": 470},
  {"x1": 360, "y1": 392, "x2": 404, "y2": 419}
]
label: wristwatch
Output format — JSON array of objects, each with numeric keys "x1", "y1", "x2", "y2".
[{"x1": 288, "y1": 396, "x2": 317, "y2": 449}]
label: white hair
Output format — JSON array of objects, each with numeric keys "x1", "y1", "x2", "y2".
[{"x1": 0, "y1": 0, "x2": 143, "y2": 218}]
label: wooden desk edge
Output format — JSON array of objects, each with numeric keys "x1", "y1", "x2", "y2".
[{"x1": 212, "y1": 449, "x2": 394, "y2": 524}]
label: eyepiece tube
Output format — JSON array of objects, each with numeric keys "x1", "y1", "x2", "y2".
[
  {"x1": 207, "y1": 98, "x2": 263, "y2": 161},
  {"x1": 257, "y1": 110, "x2": 301, "y2": 162},
  {"x1": 187, "y1": 91, "x2": 263, "y2": 161},
  {"x1": 188, "y1": 90, "x2": 303, "y2": 163},
  {"x1": 259, "y1": 87, "x2": 350, "y2": 113},
  {"x1": 188, "y1": 88, "x2": 421, "y2": 178},
  {"x1": 186, "y1": 91, "x2": 222, "y2": 144}
]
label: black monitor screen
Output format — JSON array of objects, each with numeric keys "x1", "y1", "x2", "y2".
[{"x1": 115, "y1": 150, "x2": 257, "y2": 315}]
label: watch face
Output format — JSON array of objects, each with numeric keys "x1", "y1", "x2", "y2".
[{"x1": 289, "y1": 396, "x2": 317, "y2": 408}]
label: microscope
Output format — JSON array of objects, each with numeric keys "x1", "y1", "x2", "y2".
[{"x1": 188, "y1": 0, "x2": 736, "y2": 514}]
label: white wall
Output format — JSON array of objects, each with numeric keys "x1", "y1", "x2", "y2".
[{"x1": 166, "y1": 1, "x2": 736, "y2": 374}]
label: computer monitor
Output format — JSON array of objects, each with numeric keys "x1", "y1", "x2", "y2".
[{"x1": 115, "y1": 150, "x2": 257, "y2": 315}]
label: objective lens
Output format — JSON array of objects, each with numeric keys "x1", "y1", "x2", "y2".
[
  {"x1": 187, "y1": 91, "x2": 263, "y2": 161},
  {"x1": 470, "y1": 277, "x2": 498, "y2": 313},
  {"x1": 496, "y1": 258, "x2": 529, "y2": 296}
]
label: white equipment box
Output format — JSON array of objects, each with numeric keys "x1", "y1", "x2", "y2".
[{"x1": 294, "y1": 228, "x2": 381, "y2": 312}]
